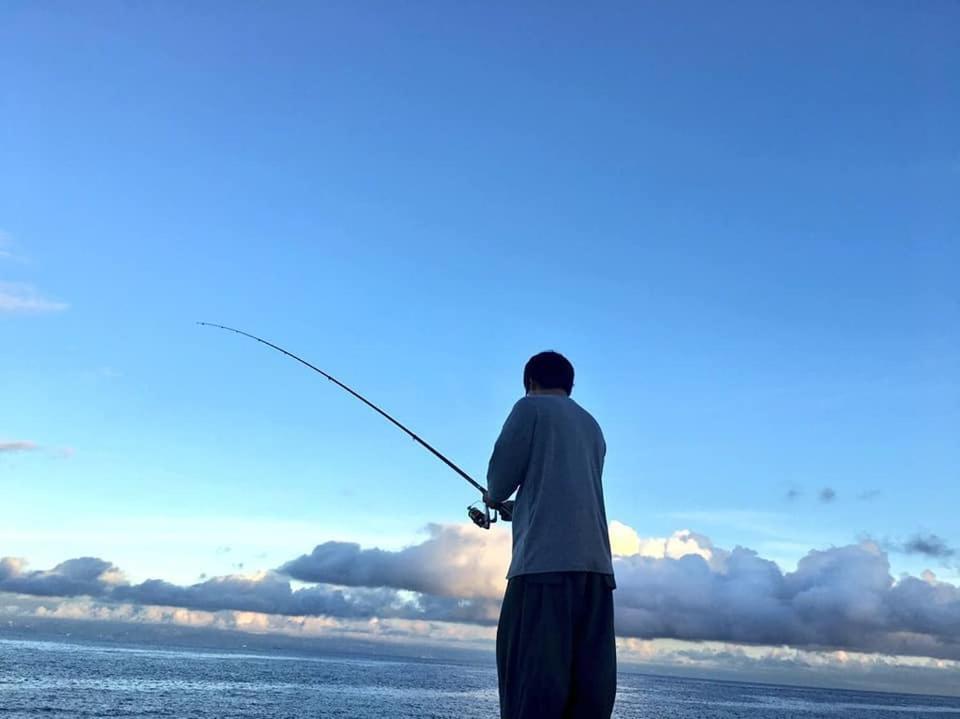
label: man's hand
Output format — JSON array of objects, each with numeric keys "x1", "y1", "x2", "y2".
[{"x1": 482, "y1": 491, "x2": 514, "y2": 522}]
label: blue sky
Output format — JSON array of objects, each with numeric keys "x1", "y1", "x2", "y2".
[{"x1": 1, "y1": 1, "x2": 959, "y2": 678}]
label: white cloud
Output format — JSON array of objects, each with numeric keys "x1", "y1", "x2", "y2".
[
  {"x1": 609, "y1": 522, "x2": 717, "y2": 564},
  {"x1": 281, "y1": 523, "x2": 512, "y2": 600},
  {"x1": 0, "y1": 282, "x2": 68, "y2": 314},
  {"x1": 0, "y1": 230, "x2": 15, "y2": 260}
]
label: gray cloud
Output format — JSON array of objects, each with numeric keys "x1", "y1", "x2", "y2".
[
  {"x1": 613, "y1": 543, "x2": 960, "y2": 660},
  {"x1": 818, "y1": 487, "x2": 836, "y2": 503},
  {"x1": 0, "y1": 557, "x2": 116, "y2": 597},
  {"x1": 4, "y1": 526, "x2": 960, "y2": 660},
  {"x1": 0, "y1": 554, "x2": 499, "y2": 627},
  {"x1": 785, "y1": 488, "x2": 802, "y2": 501},
  {"x1": 872, "y1": 533, "x2": 958, "y2": 564},
  {"x1": 899, "y1": 533, "x2": 956, "y2": 559},
  {"x1": 115, "y1": 574, "x2": 499, "y2": 625},
  {"x1": 0, "y1": 440, "x2": 38, "y2": 453}
]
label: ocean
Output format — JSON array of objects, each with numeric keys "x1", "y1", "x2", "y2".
[{"x1": 1, "y1": 638, "x2": 958, "y2": 718}]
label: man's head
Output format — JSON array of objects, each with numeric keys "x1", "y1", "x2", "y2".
[{"x1": 523, "y1": 351, "x2": 574, "y2": 396}]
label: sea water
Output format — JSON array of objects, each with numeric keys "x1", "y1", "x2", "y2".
[{"x1": 1, "y1": 638, "x2": 958, "y2": 718}]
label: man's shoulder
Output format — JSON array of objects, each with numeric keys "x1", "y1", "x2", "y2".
[
  {"x1": 511, "y1": 395, "x2": 540, "y2": 414},
  {"x1": 570, "y1": 401, "x2": 605, "y2": 445},
  {"x1": 525, "y1": 397, "x2": 603, "y2": 434}
]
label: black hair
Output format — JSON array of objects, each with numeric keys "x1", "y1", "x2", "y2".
[{"x1": 523, "y1": 351, "x2": 575, "y2": 395}]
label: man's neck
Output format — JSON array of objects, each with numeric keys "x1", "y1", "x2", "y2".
[{"x1": 528, "y1": 389, "x2": 568, "y2": 397}]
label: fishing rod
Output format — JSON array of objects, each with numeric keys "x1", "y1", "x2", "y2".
[{"x1": 197, "y1": 322, "x2": 510, "y2": 529}]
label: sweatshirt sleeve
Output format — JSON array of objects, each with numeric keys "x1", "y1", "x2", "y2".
[{"x1": 486, "y1": 398, "x2": 537, "y2": 503}]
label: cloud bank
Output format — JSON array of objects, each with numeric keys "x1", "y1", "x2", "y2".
[
  {"x1": 4, "y1": 522, "x2": 960, "y2": 660},
  {"x1": 0, "y1": 553, "x2": 500, "y2": 627}
]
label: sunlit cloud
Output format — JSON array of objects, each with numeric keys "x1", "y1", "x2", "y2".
[
  {"x1": 281, "y1": 523, "x2": 511, "y2": 600},
  {"x1": 608, "y1": 522, "x2": 716, "y2": 565}
]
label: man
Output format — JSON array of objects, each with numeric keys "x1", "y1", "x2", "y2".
[{"x1": 485, "y1": 351, "x2": 616, "y2": 719}]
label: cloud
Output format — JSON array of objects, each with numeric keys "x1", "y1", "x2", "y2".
[
  {"x1": 615, "y1": 638, "x2": 960, "y2": 697},
  {"x1": 897, "y1": 533, "x2": 956, "y2": 559},
  {"x1": 5, "y1": 598, "x2": 959, "y2": 697},
  {"x1": 872, "y1": 533, "x2": 958, "y2": 565},
  {"x1": 0, "y1": 282, "x2": 68, "y2": 314},
  {"x1": 783, "y1": 488, "x2": 879, "y2": 504},
  {"x1": 280, "y1": 523, "x2": 511, "y2": 600},
  {"x1": 4, "y1": 596, "x2": 959, "y2": 696},
  {"x1": 0, "y1": 593, "x2": 497, "y2": 653},
  {"x1": 0, "y1": 553, "x2": 501, "y2": 627},
  {"x1": 0, "y1": 233, "x2": 65, "y2": 313},
  {"x1": 608, "y1": 522, "x2": 720, "y2": 566},
  {"x1": 0, "y1": 441, "x2": 76, "y2": 460},
  {"x1": 0, "y1": 230, "x2": 18, "y2": 261},
  {"x1": 116, "y1": 571, "x2": 500, "y2": 625},
  {"x1": 613, "y1": 541, "x2": 960, "y2": 660},
  {"x1": 0, "y1": 440, "x2": 38, "y2": 453},
  {"x1": 4, "y1": 523, "x2": 960, "y2": 661},
  {"x1": 0, "y1": 557, "x2": 123, "y2": 597}
]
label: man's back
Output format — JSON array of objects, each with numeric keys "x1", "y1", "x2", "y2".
[
  {"x1": 487, "y1": 394, "x2": 613, "y2": 578},
  {"x1": 487, "y1": 351, "x2": 617, "y2": 719}
]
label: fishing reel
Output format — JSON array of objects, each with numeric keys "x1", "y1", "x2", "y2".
[{"x1": 468, "y1": 500, "x2": 513, "y2": 530}]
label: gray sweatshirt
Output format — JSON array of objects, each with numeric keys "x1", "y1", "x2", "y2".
[{"x1": 486, "y1": 394, "x2": 614, "y2": 579}]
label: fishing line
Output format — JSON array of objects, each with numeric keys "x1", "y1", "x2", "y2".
[{"x1": 197, "y1": 322, "x2": 509, "y2": 528}]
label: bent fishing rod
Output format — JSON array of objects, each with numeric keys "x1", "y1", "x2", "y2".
[{"x1": 197, "y1": 322, "x2": 509, "y2": 529}]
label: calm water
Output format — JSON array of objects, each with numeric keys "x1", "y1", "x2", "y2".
[{"x1": 1, "y1": 638, "x2": 959, "y2": 718}]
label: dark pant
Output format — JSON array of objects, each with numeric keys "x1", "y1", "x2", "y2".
[{"x1": 496, "y1": 571, "x2": 616, "y2": 719}]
